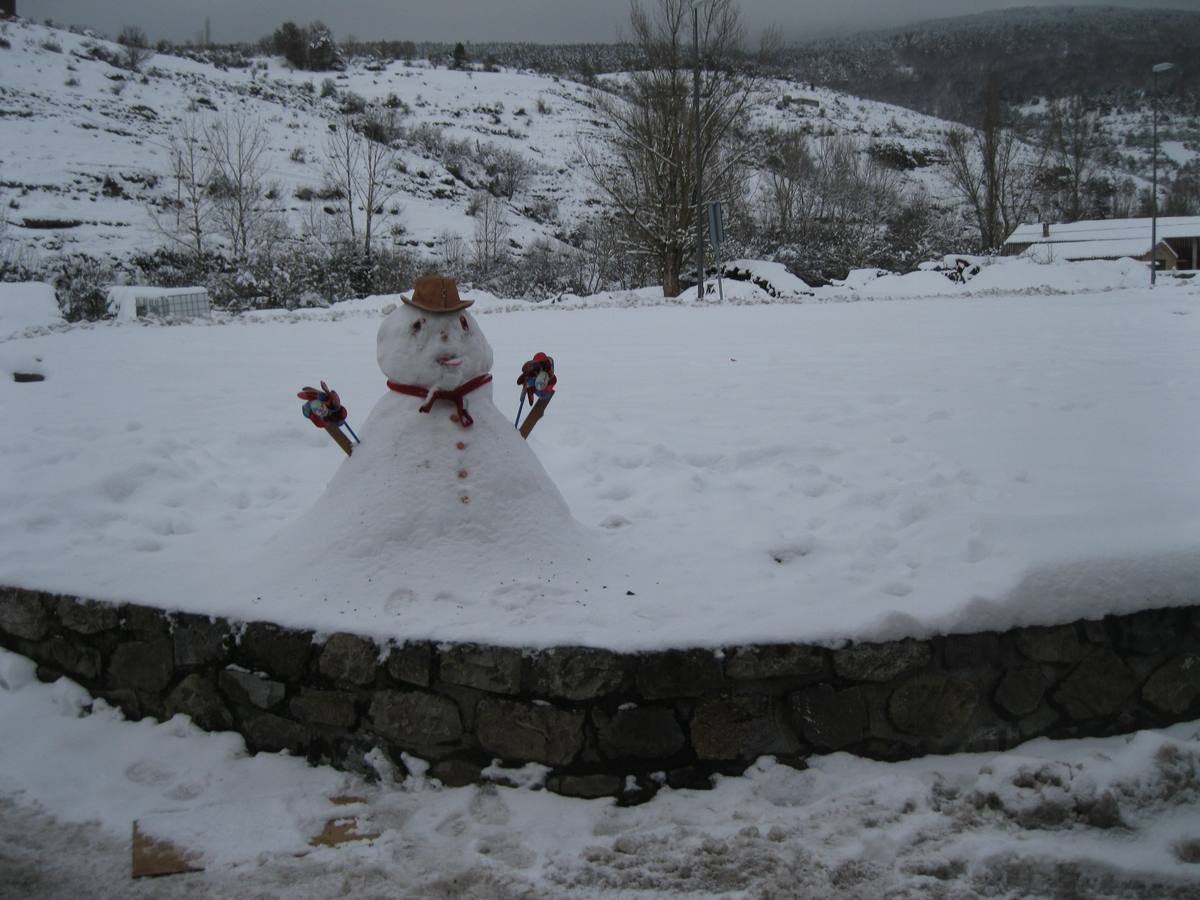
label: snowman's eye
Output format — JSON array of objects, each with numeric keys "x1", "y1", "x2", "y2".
[
  {"x1": 410, "y1": 319, "x2": 423, "y2": 335},
  {"x1": 459, "y1": 315, "x2": 470, "y2": 332}
]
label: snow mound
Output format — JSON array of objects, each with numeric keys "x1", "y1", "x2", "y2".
[{"x1": 0, "y1": 282, "x2": 62, "y2": 336}]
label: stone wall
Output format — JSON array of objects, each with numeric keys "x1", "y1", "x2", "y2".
[{"x1": 3, "y1": 585, "x2": 1200, "y2": 801}]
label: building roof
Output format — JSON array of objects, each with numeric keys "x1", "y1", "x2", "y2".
[
  {"x1": 1022, "y1": 238, "x2": 1177, "y2": 263},
  {"x1": 1005, "y1": 216, "x2": 1200, "y2": 246}
]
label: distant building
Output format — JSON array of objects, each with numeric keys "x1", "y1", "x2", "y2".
[
  {"x1": 1, "y1": 1, "x2": 15, "y2": 20},
  {"x1": 1004, "y1": 216, "x2": 1200, "y2": 271}
]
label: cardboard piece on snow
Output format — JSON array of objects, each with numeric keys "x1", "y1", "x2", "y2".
[
  {"x1": 131, "y1": 821, "x2": 204, "y2": 879},
  {"x1": 308, "y1": 795, "x2": 379, "y2": 849}
]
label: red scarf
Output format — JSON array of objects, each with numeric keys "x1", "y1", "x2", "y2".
[{"x1": 387, "y1": 373, "x2": 493, "y2": 427}]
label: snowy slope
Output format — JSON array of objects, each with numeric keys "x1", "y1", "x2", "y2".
[{"x1": 0, "y1": 19, "x2": 964, "y2": 264}]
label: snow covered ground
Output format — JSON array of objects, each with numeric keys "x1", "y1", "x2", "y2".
[
  {"x1": 1, "y1": 258, "x2": 1198, "y2": 650},
  {"x1": 3, "y1": 648, "x2": 1199, "y2": 898}
]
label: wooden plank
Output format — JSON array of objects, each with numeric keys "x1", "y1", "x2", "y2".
[{"x1": 131, "y1": 821, "x2": 203, "y2": 879}]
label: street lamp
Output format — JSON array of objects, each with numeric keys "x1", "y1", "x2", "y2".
[{"x1": 1151, "y1": 61, "x2": 1175, "y2": 286}]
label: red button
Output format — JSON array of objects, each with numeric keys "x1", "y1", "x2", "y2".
[
  {"x1": 456, "y1": 442, "x2": 466, "y2": 450},
  {"x1": 457, "y1": 469, "x2": 468, "y2": 479}
]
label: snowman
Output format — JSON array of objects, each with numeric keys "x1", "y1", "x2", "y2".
[{"x1": 284, "y1": 276, "x2": 577, "y2": 564}]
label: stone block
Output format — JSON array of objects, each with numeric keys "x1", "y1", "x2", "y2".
[
  {"x1": 1015, "y1": 625, "x2": 1085, "y2": 664},
  {"x1": 236, "y1": 622, "x2": 313, "y2": 681},
  {"x1": 0, "y1": 588, "x2": 49, "y2": 640},
  {"x1": 165, "y1": 674, "x2": 234, "y2": 732},
  {"x1": 121, "y1": 604, "x2": 171, "y2": 636},
  {"x1": 1122, "y1": 609, "x2": 1184, "y2": 656},
  {"x1": 691, "y1": 694, "x2": 787, "y2": 761},
  {"x1": 526, "y1": 647, "x2": 633, "y2": 700},
  {"x1": 431, "y1": 758, "x2": 484, "y2": 788},
  {"x1": 241, "y1": 709, "x2": 312, "y2": 754},
  {"x1": 725, "y1": 644, "x2": 827, "y2": 680},
  {"x1": 636, "y1": 650, "x2": 724, "y2": 700},
  {"x1": 547, "y1": 774, "x2": 624, "y2": 800},
  {"x1": 385, "y1": 642, "x2": 432, "y2": 687},
  {"x1": 109, "y1": 639, "x2": 174, "y2": 693},
  {"x1": 219, "y1": 667, "x2": 286, "y2": 710},
  {"x1": 290, "y1": 687, "x2": 358, "y2": 729},
  {"x1": 55, "y1": 597, "x2": 120, "y2": 635},
  {"x1": 942, "y1": 632, "x2": 1001, "y2": 668},
  {"x1": 592, "y1": 706, "x2": 686, "y2": 760},
  {"x1": 790, "y1": 684, "x2": 868, "y2": 750},
  {"x1": 888, "y1": 674, "x2": 979, "y2": 737},
  {"x1": 476, "y1": 697, "x2": 584, "y2": 766},
  {"x1": 1142, "y1": 655, "x2": 1200, "y2": 715},
  {"x1": 172, "y1": 614, "x2": 231, "y2": 668},
  {"x1": 1052, "y1": 649, "x2": 1137, "y2": 720},
  {"x1": 39, "y1": 638, "x2": 102, "y2": 682},
  {"x1": 439, "y1": 643, "x2": 522, "y2": 694},
  {"x1": 369, "y1": 689, "x2": 463, "y2": 747},
  {"x1": 318, "y1": 633, "x2": 379, "y2": 686},
  {"x1": 994, "y1": 666, "x2": 1047, "y2": 718},
  {"x1": 833, "y1": 639, "x2": 931, "y2": 682}
]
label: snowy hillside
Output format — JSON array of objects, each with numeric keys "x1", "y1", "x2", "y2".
[{"x1": 0, "y1": 19, "x2": 959, "y2": 266}]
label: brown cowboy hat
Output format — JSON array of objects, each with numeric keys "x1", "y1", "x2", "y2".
[{"x1": 403, "y1": 275, "x2": 474, "y2": 312}]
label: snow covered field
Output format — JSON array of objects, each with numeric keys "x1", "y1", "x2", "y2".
[
  {"x1": 1, "y1": 260, "x2": 1198, "y2": 650},
  {"x1": 2, "y1": 648, "x2": 1199, "y2": 898}
]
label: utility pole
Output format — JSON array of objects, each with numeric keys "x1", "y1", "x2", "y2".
[
  {"x1": 1150, "y1": 61, "x2": 1175, "y2": 287},
  {"x1": 693, "y1": 4, "x2": 704, "y2": 302}
]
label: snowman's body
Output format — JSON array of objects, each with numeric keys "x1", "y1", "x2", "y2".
[{"x1": 289, "y1": 301, "x2": 576, "y2": 563}]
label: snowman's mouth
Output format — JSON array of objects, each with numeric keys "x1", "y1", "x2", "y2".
[{"x1": 437, "y1": 355, "x2": 463, "y2": 367}]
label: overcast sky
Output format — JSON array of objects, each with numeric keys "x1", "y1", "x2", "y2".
[{"x1": 31, "y1": 0, "x2": 1196, "y2": 45}]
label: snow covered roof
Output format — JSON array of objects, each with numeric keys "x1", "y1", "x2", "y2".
[
  {"x1": 1005, "y1": 216, "x2": 1200, "y2": 246},
  {"x1": 106, "y1": 286, "x2": 209, "y2": 322},
  {"x1": 1021, "y1": 238, "x2": 1176, "y2": 263}
]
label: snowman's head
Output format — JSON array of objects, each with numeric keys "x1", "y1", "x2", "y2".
[{"x1": 377, "y1": 302, "x2": 493, "y2": 391}]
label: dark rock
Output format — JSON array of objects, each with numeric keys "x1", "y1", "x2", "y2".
[
  {"x1": 290, "y1": 688, "x2": 358, "y2": 729},
  {"x1": 55, "y1": 597, "x2": 120, "y2": 635},
  {"x1": 120, "y1": 604, "x2": 170, "y2": 637},
  {"x1": 636, "y1": 650, "x2": 724, "y2": 700},
  {"x1": 219, "y1": 667, "x2": 286, "y2": 710},
  {"x1": 439, "y1": 643, "x2": 522, "y2": 694},
  {"x1": 790, "y1": 684, "x2": 868, "y2": 750},
  {"x1": 109, "y1": 639, "x2": 174, "y2": 693},
  {"x1": 1122, "y1": 609, "x2": 1182, "y2": 656},
  {"x1": 241, "y1": 709, "x2": 311, "y2": 754},
  {"x1": 526, "y1": 647, "x2": 632, "y2": 700},
  {"x1": 0, "y1": 589, "x2": 49, "y2": 640},
  {"x1": 369, "y1": 689, "x2": 463, "y2": 747},
  {"x1": 172, "y1": 614, "x2": 230, "y2": 668},
  {"x1": 431, "y1": 758, "x2": 484, "y2": 788},
  {"x1": 476, "y1": 698, "x2": 584, "y2": 766},
  {"x1": 1052, "y1": 649, "x2": 1137, "y2": 720},
  {"x1": 318, "y1": 633, "x2": 378, "y2": 686},
  {"x1": 1015, "y1": 625, "x2": 1085, "y2": 664},
  {"x1": 888, "y1": 674, "x2": 979, "y2": 737},
  {"x1": 667, "y1": 766, "x2": 714, "y2": 790},
  {"x1": 385, "y1": 642, "x2": 432, "y2": 687},
  {"x1": 165, "y1": 674, "x2": 234, "y2": 731},
  {"x1": 1142, "y1": 655, "x2": 1200, "y2": 715},
  {"x1": 236, "y1": 622, "x2": 313, "y2": 681},
  {"x1": 691, "y1": 695, "x2": 787, "y2": 761},
  {"x1": 547, "y1": 773, "x2": 624, "y2": 799},
  {"x1": 942, "y1": 632, "x2": 1002, "y2": 668},
  {"x1": 39, "y1": 638, "x2": 102, "y2": 681},
  {"x1": 1082, "y1": 620, "x2": 1109, "y2": 646},
  {"x1": 726, "y1": 644, "x2": 827, "y2": 680},
  {"x1": 593, "y1": 706, "x2": 686, "y2": 760},
  {"x1": 833, "y1": 640, "x2": 931, "y2": 682},
  {"x1": 1018, "y1": 704, "x2": 1061, "y2": 740},
  {"x1": 994, "y1": 666, "x2": 1047, "y2": 718}
]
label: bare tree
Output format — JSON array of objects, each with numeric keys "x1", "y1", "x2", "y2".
[
  {"x1": 324, "y1": 114, "x2": 403, "y2": 262},
  {"x1": 205, "y1": 114, "x2": 279, "y2": 261},
  {"x1": 943, "y1": 80, "x2": 1043, "y2": 250},
  {"x1": 469, "y1": 190, "x2": 510, "y2": 276},
  {"x1": 117, "y1": 25, "x2": 154, "y2": 71},
  {"x1": 148, "y1": 117, "x2": 213, "y2": 266},
  {"x1": 1044, "y1": 93, "x2": 1099, "y2": 221},
  {"x1": 581, "y1": 0, "x2": 757, "y2": 297}
]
